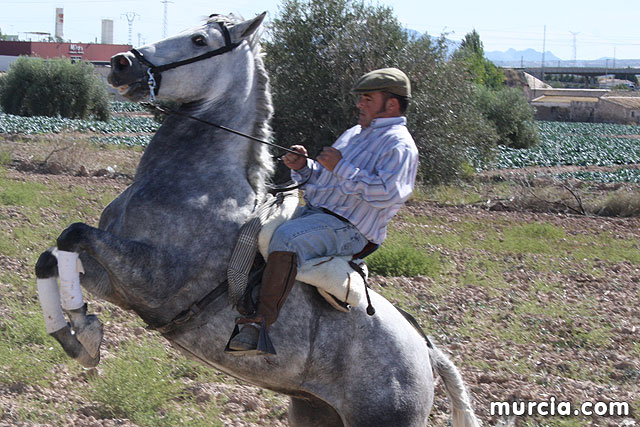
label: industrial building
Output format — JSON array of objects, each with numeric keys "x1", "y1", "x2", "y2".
[
  {"x1": 0, "y1": 8, "x2": 131, "y2": 100},
  {"x1": 0, "y1": 40, "x2": 131, "y2": 71},
  {"x1": 506, "y1": 70, "x2": 640, "y2": 125},
  {"x1": 0, "y1": 8, "x2": 129, "y2": 72}
]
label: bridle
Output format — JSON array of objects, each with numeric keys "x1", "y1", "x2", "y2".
[
  {"x1": 129, "y1": 19, "x2": 241, "y2": 102},
  {"x1": 126, "y1": 17, "x2": 313, "y2": 165}
]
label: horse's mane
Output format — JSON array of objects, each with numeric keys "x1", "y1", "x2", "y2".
[{"x1": 208, "y1": 14, "x2": 275, "y2": 196}]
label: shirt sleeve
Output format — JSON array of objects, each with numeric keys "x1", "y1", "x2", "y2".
[
  {"x1": 332, "y1": 142, "x2": 417, "y2": 209},
  {"x1": 291, "y1": 158, "x2": 319, "y2": 184}
]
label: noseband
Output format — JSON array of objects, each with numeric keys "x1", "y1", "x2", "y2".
[{"x1": 129, "y1": 20, "x2": 241, "y2": 102}]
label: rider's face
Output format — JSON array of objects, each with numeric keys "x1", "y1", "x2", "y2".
[{"x1": 356, "y1": 92, "x2": 389, "y2": 128}]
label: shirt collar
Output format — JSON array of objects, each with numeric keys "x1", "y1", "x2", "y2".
[{"x1": 368, "y1": 116, "x2": 406, "y2": 129}]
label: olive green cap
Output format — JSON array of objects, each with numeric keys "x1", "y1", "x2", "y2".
[{"x1": 352, "y1": 67, "x2": 411, "y2": 98}]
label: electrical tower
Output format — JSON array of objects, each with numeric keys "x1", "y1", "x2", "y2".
[
  {"x1": 122, "y1": 12, "x2": 139, "y2": 46},
  {"x1": 569, "y1": 31, "x2": 580, "y2": 65},
  {"x1": 540, "y1": 25, "x2": 546, "y2": 82},
  {"x1": 161, "y1": 0, "x2": 173, "y2": 38}
]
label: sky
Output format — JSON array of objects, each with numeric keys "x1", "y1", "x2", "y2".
[{"x1": 1, "y1": 0, "x2": 639, "y2": 61}]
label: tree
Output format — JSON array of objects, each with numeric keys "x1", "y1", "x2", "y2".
[
  {"x1": 0, "y1": 56, "x2": 110, "y2": 121},
  {"x1": 399, "y1": 35, "x2": 498, "y2": 182},
  {"x1": 265, "y1": 0, "x2": 498, "y2": 184},
  {"x1": 454, "y1": 30, "x2": 539, "y2": 149},
  {"x1": 454, "y1": 30, "x2": 504, "y2": 89}
]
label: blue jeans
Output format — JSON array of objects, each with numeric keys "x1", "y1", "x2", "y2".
[{"x1": 268, "y1": 205, "x2": 369, "y2": 267}]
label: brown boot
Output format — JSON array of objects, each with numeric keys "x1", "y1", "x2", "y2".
[{"x1": 227, "y1": 251, "x2": 297, "y2": 354}]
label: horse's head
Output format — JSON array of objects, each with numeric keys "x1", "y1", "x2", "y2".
[{"x1": 108, "y1": 12, "x2": 266, "y2": 103}]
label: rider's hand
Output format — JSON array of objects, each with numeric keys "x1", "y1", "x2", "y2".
[
  {"x1": 283, "y1": 145, "x2": 308, "y2": 171},
  {"x1": 316, "y1": 146, "x2": 342, "y2": 172}
]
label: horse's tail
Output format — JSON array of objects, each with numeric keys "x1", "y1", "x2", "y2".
[
  {"x1": 394, "y1": 306, "x2": 480, "y2": 427},
  {"x1": 428, "y1": 342, "x2": 481, "y2": 427}
]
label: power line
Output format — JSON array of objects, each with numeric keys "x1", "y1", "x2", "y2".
[
  {"x1": 569, "y1": 31, "x2": 580, "y2": 64},
  {"x1": 161, "y1": 0, "x2": 173, "y2": 38},
  {"x1": 121, "y1": 12, "x2": 139, "y2": 46}
]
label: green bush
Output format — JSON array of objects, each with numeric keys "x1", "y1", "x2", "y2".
[
  {"x1": 368, "y1": 243, "x2": 442, "y2": 277},
  {"x1": 596, "y1": 191, "x2": 640, "y2": 217},
  {"x1": 475, "y1": 85, "x2": 539, "y2": 149},
  {"x1": 265, "y1": 0, "x2": 498, "y2": 184},
  {"x1": 0, "y1": 56, "x2": 110, "y2": 121}
]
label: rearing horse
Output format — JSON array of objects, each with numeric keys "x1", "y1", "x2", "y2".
[{"x1": 35, "y1": 12, "x2": 480, "y2": 426}]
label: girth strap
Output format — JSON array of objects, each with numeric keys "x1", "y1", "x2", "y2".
[{"x1": 149, "y1": 279, "x2": 229, "y2": 336}]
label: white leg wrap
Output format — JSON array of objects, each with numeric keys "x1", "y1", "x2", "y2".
[
  {"x1": 36, "y1": 277, "x2": 68, "y2": 334},
  {"x1": 56, "y1": 250, "x2": 85, "y2": 311}
]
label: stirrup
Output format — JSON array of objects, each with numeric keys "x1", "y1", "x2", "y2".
[{"x1": 225, "y1": 322, "x2": 276, "y2": 356}]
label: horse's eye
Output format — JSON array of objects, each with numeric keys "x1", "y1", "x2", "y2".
[{"x1": 192, "y1": 35, "x2": 207, "y2": 47}]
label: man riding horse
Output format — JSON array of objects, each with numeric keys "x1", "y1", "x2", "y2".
[{"x1": 228, "y1": 67, "x2": 420, "y2": 354}]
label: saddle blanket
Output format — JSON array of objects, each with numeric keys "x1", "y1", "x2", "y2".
[
  {"x1": 219, "y1": 190, "x2": 368, "y2": 312},
  {"x1": 256, "y1": 195, "x2": 369, "y2": 310}
]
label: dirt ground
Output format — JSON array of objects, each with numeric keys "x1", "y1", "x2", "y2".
[{"x1": 0, "y1": 142, "x2": 638, "y2": 426}]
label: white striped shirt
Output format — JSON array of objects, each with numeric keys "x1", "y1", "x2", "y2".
[{"x1": 292, "y1": 116, "x2": 418, "y2": 244}]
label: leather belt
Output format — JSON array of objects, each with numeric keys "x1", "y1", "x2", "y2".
[
  {"x1": 321, "y1": 208, "x2": 378, "y2": 259},
  {"x1": 322, "y1": 208, "x2": 349, "y2": 223}
]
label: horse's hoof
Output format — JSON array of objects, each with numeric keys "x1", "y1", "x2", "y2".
[
  {"x1": 57, "y1": 223, "x2": 89, "y2": 252},
  {"x1": 50, "y1": 325, "x2": 101, "y2": 368},
  {"x1": 35, "y1": 249, "x2": 58, "y2": 279},
  {"x1": 66, "y1": 307, "x2": 104, "y2": 359},
  {"x1": 74, "y1": 315, "x2": 103, "y2": 359}
]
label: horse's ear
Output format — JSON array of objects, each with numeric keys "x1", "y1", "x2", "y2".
[{"x1": 230, "y1": 12, "x2": 267, "y2": 41}]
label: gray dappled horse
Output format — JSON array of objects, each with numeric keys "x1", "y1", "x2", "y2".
[{"x1": 35, "y1": 12, "x2": 480, "y2": 427}]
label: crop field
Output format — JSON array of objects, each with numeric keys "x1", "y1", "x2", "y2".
[
  {"x1": 0, "y1": 103, "x2": 158, "y2": 147},
  {"x1": 0, "y1": 109, "x2": 639, "y2": 426},
  {"x1": 494, "y1": 121, "x2": 640, "y2": 182},
  {"x1": 2, "y1": 106, "x2": 639, "y2": 181}
]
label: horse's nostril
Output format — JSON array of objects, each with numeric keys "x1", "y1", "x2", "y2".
[{"x1": 119, "y1": 57, "x2": 128, "y2": 66}]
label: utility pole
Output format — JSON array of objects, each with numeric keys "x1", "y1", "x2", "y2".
[
  {"x1": 122, "y1": 12, "x2": 139, "y2": 46},
  {"x1": 161, "y1": 0, "x2": 173, "y2": 38},
  {"x1": 540, "y1": 25, "x2": 546, "y2": 83},
  {"x1": 569, "y1": 31, "x2": 579, "y2": 65}
]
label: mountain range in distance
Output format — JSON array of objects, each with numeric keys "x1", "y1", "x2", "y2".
[
  {"x1": 414, "y1": 31, "x2": 640, "y2": 68},
  {"x1": 485, "y1": 48, "x2": 640, "y2": 68},
  {"x1": 486, "y1": 48, "x2": 561, "y2": 63}
]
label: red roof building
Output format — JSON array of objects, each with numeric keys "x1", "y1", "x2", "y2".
[{"x1": 0, "y1": 40, "x2": 131, "y2": 70}]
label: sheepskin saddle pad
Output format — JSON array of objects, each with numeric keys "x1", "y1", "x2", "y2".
[{"x1": 256, "y1": 198, "x2": 369, "y2": 313}]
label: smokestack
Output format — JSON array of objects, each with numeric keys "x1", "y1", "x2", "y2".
[
  {"x1": 101, "y1": 19, "x2": 114, "y2": 44},
  {"x1": 55, "y1": 8, "x2": 64, "y2": 40}
]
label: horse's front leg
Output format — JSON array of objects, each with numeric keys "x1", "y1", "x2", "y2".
[
  {"x1": 35, "y1": 247, "x2": 107, "y2": 368},
  {"x1": 56, "y1": 222, "x2": 186, "y2": 309},
  {"x1": 35, "y1": 221, "x2": 183, "y2": 367}
]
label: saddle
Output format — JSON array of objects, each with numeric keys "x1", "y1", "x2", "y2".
[{"x1": 229, "y1": 191, "x2": 376, "y2": 315}]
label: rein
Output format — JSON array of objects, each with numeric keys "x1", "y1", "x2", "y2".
[
  {"x1": 142, "y1": 102, "x2": 312, "y2": 161},
  {"x1": 142, "y1": 102, "x2": 312, "y2": 194}
]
